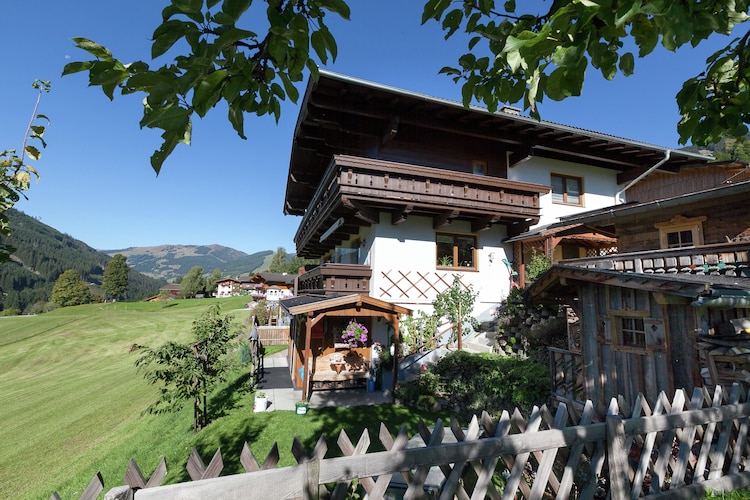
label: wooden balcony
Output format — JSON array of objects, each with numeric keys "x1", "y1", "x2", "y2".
[
  {"x1": 296, "y1": 263, "x2": 372, "y2": 296},
  {"x1": 563, "y1": 241, "x2": 750, "y2": 277},
  {"x1": 293, "y1": 155, "x2": 549, "y2": 258}
]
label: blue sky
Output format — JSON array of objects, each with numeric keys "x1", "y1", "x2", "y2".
[{"x1": 1, "y1": 1, "x2": 740, "y2": 255}]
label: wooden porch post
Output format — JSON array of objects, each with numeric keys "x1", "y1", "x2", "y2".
[
  {"x1": 392, "y1": 314, "x2": 400, "y2": 398},
  {"x1": 302, "y1": 314, "x2": 313, "y2": 401}
]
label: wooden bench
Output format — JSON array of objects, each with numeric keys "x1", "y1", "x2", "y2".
[{"x1": 311, "y1": 347, "x2": 370, "y2": 390}]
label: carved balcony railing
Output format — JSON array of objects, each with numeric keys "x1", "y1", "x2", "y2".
[
  {"x1": 562, "y1": 241, "x2": 750, "y2": 277},
  {"x1": 293, "y1": 155, "x2": 548, "y2": 257},
  {"x1": 296, "y1": 263, "x2": 372, "y2": 296}
]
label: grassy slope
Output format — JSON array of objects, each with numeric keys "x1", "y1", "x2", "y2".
[
  {"x1": 0, "y1": 298, "x2": 251, "y2": 499},
  {"x1": 1, "y1": 299, "x2": 446, "y2": 500}
]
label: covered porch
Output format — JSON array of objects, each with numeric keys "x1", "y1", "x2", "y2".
[{"x1": 280, "y1": 294, "x2": 412, "y2": 401}]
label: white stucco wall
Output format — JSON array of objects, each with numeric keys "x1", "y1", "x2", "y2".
[
  {"x1": 363, "y1": 213, "x2": 513, "y2": 322},
  {"x1": 507, "y1": 157, "x2": 620, "y2": 227}
]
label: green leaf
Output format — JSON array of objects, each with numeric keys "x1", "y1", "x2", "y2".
[
  {"x1": 61, "y1": 61, "x2": 93, "y2": 76},
  {"x1": 152, "y1": 20, "x2": 197, "y2": 58},
  {"x1": 317, "y1": 0, "x2": 351, "y2": 20},
  {"x1": 278, "y1": 71, "x2": 300, "y2": 103},
  {"x1": 24, "y1": 146, "x2": 41, "y2": 161},
  {"x1": 311, "y1": 30, "x2": 329, "y2": 64},
  {"x1": 442, "y1": 9, "x2": 464, "y2": 38},
  {"x1": 618, "y1": 52, "x2": 634, "y2": 76},
  {"x1": 171, "y1": 0, "x2": 204, "y2": 24},
  {"x1": 193, "y1": 69, "x2": 227, "y2": 117},
  {"x1": 70, "y1": 38, "x2": 113, "y2": 60},
  {"x1": 228, "y1": 101, "x2": 246, "y2": 139},
  {"x1": 422, "y1": 0, "x2": 451, "y2": 24},
  {"x1": 222, "y1": 0, "x2": 252, "y2": 24}
]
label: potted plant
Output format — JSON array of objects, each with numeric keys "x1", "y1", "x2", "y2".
[
  {"x1": 254, "y1": 391, "x2": 267, "y2": 412},
  {"x1": 295, "y1": 400, "x2": 309, "y2": 415}
]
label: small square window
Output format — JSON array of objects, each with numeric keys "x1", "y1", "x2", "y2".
[
  {"x1": 551, "y1": 173, "x2": 583, "y2": 206},
  {"x1": 436, "y1": 233, "x2": 477, "y2": 269},
  {"x1": 620, "y1": 317, "x2": 646, "y2": 347}
]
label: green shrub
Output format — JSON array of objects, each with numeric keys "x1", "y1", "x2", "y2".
[
  {"x1": 0, "y1": 308, "x2": 21, "y2": 316},
  {"x1": 396, "y1": 351, "x2": 549, "y2": 419}
]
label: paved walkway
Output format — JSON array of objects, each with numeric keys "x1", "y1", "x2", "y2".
[{"x1": 256, "y1": 353, "x2": 393, "y2": 412}]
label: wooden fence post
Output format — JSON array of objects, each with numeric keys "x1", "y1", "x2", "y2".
[
  {"x1": 606, "y1": 413, "x2": 630, "y2": 500},
  {"x1": 302, "y1": 458, "x2": 320, "y2": 500}
]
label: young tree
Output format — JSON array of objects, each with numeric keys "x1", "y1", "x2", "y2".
[
  {"x1": 181, "y1": 265, "x2": 205, "y2": 298},
  {"x1": 206, "y1": 268, "x2": 222, "y2": 296},
  {"x1": 134, "y1": 304, "x2": 236, "y2": 431},
  {"x1": 102, "y1": 253, "x2": 129, "y2": 301},
  {"x1": 63, "y1": 1, "x2": 748, "y2": 175},
  {"x1": 432, "y1": 274, "x2": 479, "y2": 350},
  {"x1": 1, "y1": 80, "x2": 50, "y2": 262},
  {"x1": 268, "y1": 247, "x2": 289, "y2": 273},
  {"x1": 51, "y1": 269, "x2": 92, "y2": 307}
]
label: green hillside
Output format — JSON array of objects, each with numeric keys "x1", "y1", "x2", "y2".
[
  {"x1": 0, "y1": 209, "x2": 165, "y2": 312},
  {"x1": 0, "y1": 298, "x2": 253, "y2": 499}
]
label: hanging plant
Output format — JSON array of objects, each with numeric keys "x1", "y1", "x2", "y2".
[{"x1": 340, "y1": 320, "x2": 368, "y2": 348}]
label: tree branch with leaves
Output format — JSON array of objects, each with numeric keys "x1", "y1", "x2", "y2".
[
  {"x1": 64, "y1": 0, "x2": 748, "y2": 176},
  {"x1": 1, "y1": 80, "x2": 50, "y2": 263}
]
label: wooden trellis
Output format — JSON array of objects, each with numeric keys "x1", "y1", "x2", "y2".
[{"x1": 57, "y1": 384, "x2": 750, "y2": 499}]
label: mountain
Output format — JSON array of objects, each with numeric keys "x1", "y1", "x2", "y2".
[
  {"x1": 1, "y1": 209, "x2": 166, "y2": 313},
  {"x1": 104, "y1": 246, "x2": 273, "y2": 281}
]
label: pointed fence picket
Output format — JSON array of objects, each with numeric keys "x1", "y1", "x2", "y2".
[{"x1": 56, "y1": 384, "x2": 750, "y2": 500}]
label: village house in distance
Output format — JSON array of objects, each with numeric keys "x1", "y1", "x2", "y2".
[{"x1": 276, "y1": 70, "x2": 733, "y2": 400}]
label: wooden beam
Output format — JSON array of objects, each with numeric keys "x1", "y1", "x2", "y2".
[
  {"x1": 471, "y1": 215, "x2": 500, "y2": 232},
  {"x1": 391, "y1": 203, "x2": 414, "y2": 225},
  {"x1": 382, "y1": 115, "x2": 399, "y2": 145},
  {"x1": 433, "y1": 209, "x2": 460, "y2": 229},
  {"x1": 342, "y1": 197, "x2": 379, "y2": 224}
]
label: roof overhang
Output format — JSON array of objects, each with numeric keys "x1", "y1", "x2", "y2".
[
  {"x1": 284, "y1": 70, "x2": 712, "y2": 216},
  {"x1": 280, "y1": 293, "x2": 412, "y2": 317}
]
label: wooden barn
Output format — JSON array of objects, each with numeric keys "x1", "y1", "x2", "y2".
[{"x1": 526, "y1": 178, "x2": 750, "y2": 411}]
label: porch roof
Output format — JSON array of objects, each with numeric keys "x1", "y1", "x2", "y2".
[
  {"x1": 526, "y1": 264, "x2": 750, "y2": 304},
  {"x1": 280, "y1": 293, "x2": 412, "y2": 317}
]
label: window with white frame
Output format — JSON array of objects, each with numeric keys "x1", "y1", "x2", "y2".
[{"x1": 654, "y1": 215, "x2": 706, "y2": 249}]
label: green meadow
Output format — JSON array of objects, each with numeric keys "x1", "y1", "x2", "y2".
[{"x1": 0, "y1": 298, "x2": 445, "y2": 499}]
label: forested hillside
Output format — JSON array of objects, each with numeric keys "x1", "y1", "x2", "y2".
[
  {"x1": 0, "y1": 209, "x2": 165, "y2": 312},
  {"x1": 104, "y1": 246, "x2": 272, "y2": 281}
]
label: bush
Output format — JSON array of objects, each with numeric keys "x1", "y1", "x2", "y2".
[
  {"x1": 396, "y1": 351, "x2": 549, "y2": 420},
  {"x1": 0, "y1": 308, "x2": 21, "y2": 316}
]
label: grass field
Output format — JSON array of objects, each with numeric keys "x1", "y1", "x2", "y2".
[{"x1": 0, "y1": 298, "x2": 446, "y2": 499}]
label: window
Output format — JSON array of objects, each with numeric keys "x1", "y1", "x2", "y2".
[
  {"x1": 437, "y1": 233, "x2": 476, "y2": 269},
  {"x1": 620, "y1": 317, "x2": 646, "y2": 348},
  {"x1": 472, "y1": 160, "x2": 487, "y2": 176},
  {"x1": 654, "y1": 215, "x2": 706, "y2": 249},
  {"x1": 551, "y1": 173, "x2": 583, "y2": 205}
]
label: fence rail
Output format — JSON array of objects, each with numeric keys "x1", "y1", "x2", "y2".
[{"x1": 59, "y1": 384, "x2": 750, "y2": 499}]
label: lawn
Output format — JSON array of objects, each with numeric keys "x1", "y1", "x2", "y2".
[{"x1": 0, "y1": 298, "x2": 445, "y2": 499}]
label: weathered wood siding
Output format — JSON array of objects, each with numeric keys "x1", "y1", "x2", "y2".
[
  {"x1": 617, "y1": 195, "x2": 750, "y2": 253},
  {"x1": 626, "y1": 165, "x2": 748, "y2": 203},
  {"x1": 582, "y1": 283, "x2": 698, "y2": 409}
]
